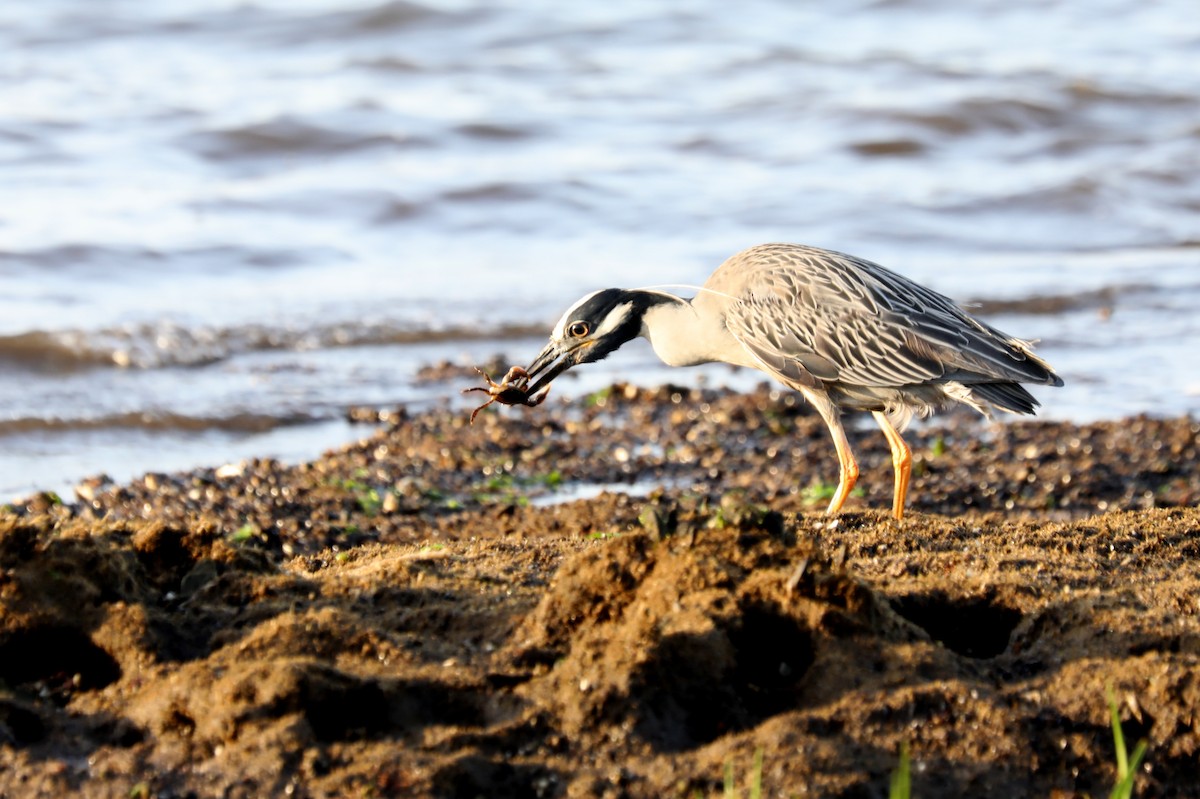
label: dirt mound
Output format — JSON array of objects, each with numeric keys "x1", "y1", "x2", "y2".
[
  {"x1": 509, "y1": 507, "x2": 884, "y2": 754},
  {"x1": 2, "y1": 497, "x2": 1200, "y2": 797}
]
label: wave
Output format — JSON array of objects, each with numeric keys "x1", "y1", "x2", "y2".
[
  {"x1": 0, "y1": 320, "x2": 548, "y2": 373},
  {"x1": 0, "y1": 243, "x2": 336, "y2": 273},
  {"x1": 0, "y1": 410, "x2": 318, "y2": 437},
  {"x1": 180, "y1": 117, "x2": 419, "y2": 163},
  {"x1": 298, "y1": 0, "x2": 454, "y2": 37},
  {"x1": 967, "y1": 285, "x2": 1143, "y2": 316}
]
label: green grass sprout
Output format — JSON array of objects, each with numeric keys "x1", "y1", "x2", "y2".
[
  {"x1": 721, "y1": 748, "x2": 763, "y2": 799},
  {"x1": 889, "y1": 741, "x2": 912, "y2": 799},
  {"x1": 1107, "y1": 684, "x2": 1148, "y2": 799}
]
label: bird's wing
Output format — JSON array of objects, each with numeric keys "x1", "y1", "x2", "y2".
[{"x1": 718, "y1": 246, "x2": 1051, "y2": 388}]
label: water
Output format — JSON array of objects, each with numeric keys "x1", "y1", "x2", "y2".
[{"x1": 2, "y1": 0, "x2": 1198, "y2": 500}]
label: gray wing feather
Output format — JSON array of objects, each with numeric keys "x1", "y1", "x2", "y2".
[{"x1": 719, "y1": 245, "x2": 1059, "y2": 389}]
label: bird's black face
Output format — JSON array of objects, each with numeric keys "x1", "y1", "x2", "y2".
[{"x1": 524, "y1": 288, "x2": 648, "y2": 395}]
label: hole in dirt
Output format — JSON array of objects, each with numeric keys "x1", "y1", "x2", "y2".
[
  {"x1": 297, "y1": 674, "x2": 490, "y2": 743},
  {"x1": 890, "y1": 591, "x2": 1022, "y2": 659},
  {"x1": 630, "y1": 603, "x2": 814, "y2": 752},
  {"x1": 393, "y1": 679, "x2": 489, "y2": 732},
  {"x1": 133, "y1": 526, "x2": 197, "y2": 592},
  {"x1": 728, "y1": 603, "x2": 817, "y2": 718},
  {"x1": 0, "y1": 698, "x2": 46, "y2": 744},
  {"x1": 431, "y1": 755, "x2": 561, "y2": 799},
  {"x1": 295, "y1": 671, "x2": 390, "y2": 742},
  {"x1": 88, "y1": 716, "x2": 146, "y2": 748},
  {"x1": 0, "y1": 625, "x2": 122, "y2": 690},
  {"x1": 164, "y1": 709, "x2": 196, "y2": 737}
]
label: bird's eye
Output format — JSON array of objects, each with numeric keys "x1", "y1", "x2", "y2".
[{"x1": 568, "y1": 321, "x2": 590, "y2": 338}]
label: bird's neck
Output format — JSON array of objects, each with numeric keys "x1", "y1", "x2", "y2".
[{"x1": 639, "y1": 296, "x2": 736, "y2": 368}]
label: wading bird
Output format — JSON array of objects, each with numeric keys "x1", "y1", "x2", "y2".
[{"x1": 517, "y1": 243, "x2": 1062, "y2": 519}]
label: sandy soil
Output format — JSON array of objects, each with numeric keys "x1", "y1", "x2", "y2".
[{"x1": 1, "y1": 382, "x2": 1198, "y2": 797}]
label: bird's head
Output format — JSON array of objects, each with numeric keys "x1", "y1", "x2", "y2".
[{"x1": 523, "y1": 288, "x2": 680, "y2": 395}]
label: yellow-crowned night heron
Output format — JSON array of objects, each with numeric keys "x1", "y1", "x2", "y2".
[{"x1": 523, "y1": 243, "x2": 1063, "y2": 519}]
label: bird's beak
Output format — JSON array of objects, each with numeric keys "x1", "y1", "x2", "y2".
[{"x1": 524, "y1": 339, "x2": 574, "y2": 396}]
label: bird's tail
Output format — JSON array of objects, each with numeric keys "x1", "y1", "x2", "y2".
[{"x1": 968, "y1": 381, "x2": 1041, "y2": 416}]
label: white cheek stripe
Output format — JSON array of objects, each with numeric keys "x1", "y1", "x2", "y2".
[{"x1": 593, "y1": 302, "x2": 633, "y2": 339}]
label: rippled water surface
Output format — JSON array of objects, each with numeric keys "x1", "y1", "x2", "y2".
[{"x1": 2, "y1": 1, "x2": 1198, "y2": 499}]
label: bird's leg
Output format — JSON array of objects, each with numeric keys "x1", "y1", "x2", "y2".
[
  {"x1": 802, "y1": 389, "x2": 859, "y2": 516},
  {"x1": 824, "y1": 424, "x2": 860, "y2": 516},
  {"x1": 872, "y1": 411, "x2": 912, "y2": 521}
]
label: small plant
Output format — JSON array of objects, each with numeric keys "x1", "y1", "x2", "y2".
[
  {"x1": 800, "y1": 480, "x2": 863, "y2": 507},
  {"x1": 889, "y1": 741, "x2": 912, "y2": 799},
  {"x1": 801, "y1": 480, "x2": 835, "y2": 504},
  {"x1": 1107, "y1": 684, "x2": 1148, "y2": 799},
  {"x1": 586, "y1": 386, "x2": 613, "y2": 407},
  {"x1": 483, "y1": 474, "x2": 516, "y2": 492},
  {"x1": 356, "y1": 487, "x2": 383, "y2": 515},
  {"x1": 230, "y1": 523, "x2": 257, "y2": 543},
  {"x1": 422, "y1": 487, "x2": 461, "y2": 509},
  {"x1": 333, "y1": 477, "x2": 384, "y2": 515},
  {"x1": 721, "y1": 748, "x2": 763, "y2": 799},
  {"x1": 587, "y1": 531, "x2": 621, "y2": 541},
  {"x1": 470, "y1": 472, "x2": 549, "y2": 507}
]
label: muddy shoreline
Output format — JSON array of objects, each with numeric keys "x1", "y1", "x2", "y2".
[{"x1": 2, "y1": 384, "x2": 1198, "y2": 797}]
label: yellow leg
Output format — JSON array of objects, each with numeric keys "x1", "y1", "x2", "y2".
[
  {"x1": 801, "y1": 388, "x2": 859, "y2": 515},
  {"x1": 872, "y1": 411, "x2": 912, "y2": 520},
  {"x1": 826, "y1": 433, "x2": 860, "y2": 515}
]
